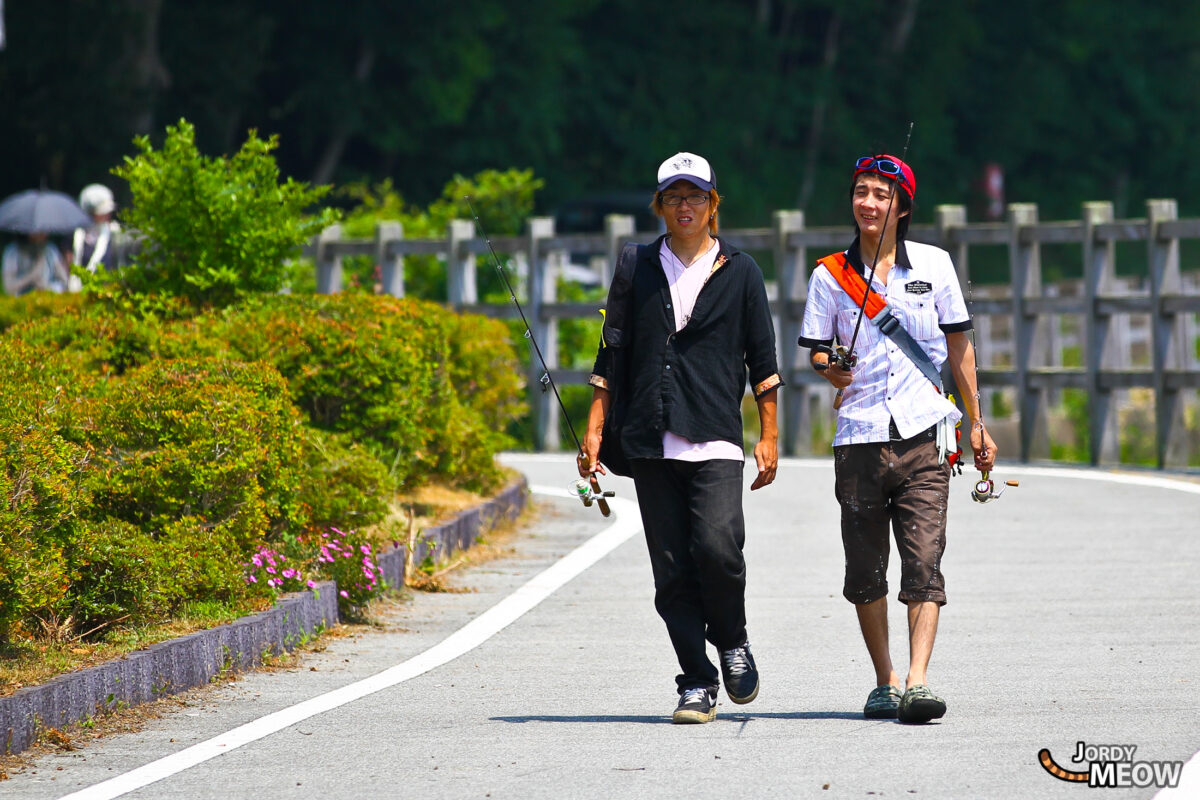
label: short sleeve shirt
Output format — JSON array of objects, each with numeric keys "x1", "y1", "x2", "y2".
[{"x1": 799, "y1": 239, "x2": 971, "y2": 446}]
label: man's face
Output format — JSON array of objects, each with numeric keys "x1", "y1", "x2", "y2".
[
  {"x1": 659, "y1": 180, "x2": 712, "y2": 239},
  {"x1": 852, "y1": 174, "x2": 907, "y2": 239}
]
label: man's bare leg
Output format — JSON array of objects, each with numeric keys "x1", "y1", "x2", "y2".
[
  {"x1": 856, "y1": 597, "x2": 900, "y2": 688},
  {"x1": 905, "y1": 600, "x2": 940, "y2": 688}
]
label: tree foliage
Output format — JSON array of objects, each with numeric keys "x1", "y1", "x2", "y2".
[{"x1": 2, "y1": 1, "x2": 1198, "y2": 233}]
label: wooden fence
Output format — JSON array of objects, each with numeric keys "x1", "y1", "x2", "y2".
[{"x1": 303, "y1": 200, "x2": 1200, "y2": 469}]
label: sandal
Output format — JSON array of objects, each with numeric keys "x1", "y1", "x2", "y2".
[
  {"x1": 863, "y1": 684, "x2": 902, "y2": 719},
  {"x1": 898, "y1": 684, "x2": 946, "y2": 723}
]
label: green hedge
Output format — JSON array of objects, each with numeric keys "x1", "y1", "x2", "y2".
[
  {"x1": 0, "y1": 339, "x2": 91, "y2": 639},
  {"x1": 182, "y1": 293, "x2": 525, "y2": 491},
  {"x1": 0, "y1": 293, "x2": 525, "y2": 642}
]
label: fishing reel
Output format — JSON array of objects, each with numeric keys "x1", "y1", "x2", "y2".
[
  {"x1": 971, "y1": 471, "x2": 1019, "y2": 503},
  {"x1": 813, "y1": 345, "x2": 856, "y2": 410},
  {"x1": 812, "y1": 344, "x2": 857, "y2": 373},
  {"x1": 572, "y1": 477, "x2": 614, "y2": 517}
]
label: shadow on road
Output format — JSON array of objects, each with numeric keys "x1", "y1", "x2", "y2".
[{"x1": 490, "y1": 710, "x2": 867, "y2": 724}]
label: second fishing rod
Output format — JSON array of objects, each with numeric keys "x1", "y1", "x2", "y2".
[
  {"x1": 817, "y1": 123, "x2": 914, "y2": 409},
  {"x1": 465, "y1": 197, "x2": 615, "y2": 517}
]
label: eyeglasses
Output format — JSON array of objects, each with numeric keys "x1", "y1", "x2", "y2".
[
  {"x1": 660, "y1": 192, "x2": 710, "y2": 207},
  {"x1": 855, "y1": 156, "x2": 909, "y2": 186}
]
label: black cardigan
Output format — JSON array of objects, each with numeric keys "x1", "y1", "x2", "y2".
[{"x1": 589, "y1": 235, "x2": 783, "y2": 460}]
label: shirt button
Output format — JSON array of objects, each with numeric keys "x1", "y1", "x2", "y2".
[
  {"x1": 665, "y1": 365, "x2": 671, "y2": 370},
  {"x1": 666, "y1": 303, "x2": 672, "y2": 309}
]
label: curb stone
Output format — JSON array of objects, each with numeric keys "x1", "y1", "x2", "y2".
[{"x1": 0, "y1": 475, "x2": 528, "y2": 756}]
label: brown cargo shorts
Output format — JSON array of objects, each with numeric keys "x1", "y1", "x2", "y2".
[{"x1": 833, "y1": 425, "x2": 951, "y2": 606}]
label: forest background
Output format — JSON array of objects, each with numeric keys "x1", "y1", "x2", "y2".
[{"x1": 3, "y1": 0, "x2": 1198, "y2": 238}]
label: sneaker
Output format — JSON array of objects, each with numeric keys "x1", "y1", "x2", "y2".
[
  {"x1": 672, "y1": 687, "x2": 717, "y2": 724},
  {"x1": 719, "y1": 642, "x2": 760, "y2": 704},
  {"x1": 897, "y1": 684, "x2": 946, "y2": 724},
  {"x1": 863, "y1": 684, "x2": 902, "y2": 719}
]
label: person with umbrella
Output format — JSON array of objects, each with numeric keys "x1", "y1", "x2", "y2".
[
  {"x1": 0, "y1": 188, "x2": 90, "y2": 294},
  {"x1": 2, "y1": 233, "x2": 71, "y2": 295}
]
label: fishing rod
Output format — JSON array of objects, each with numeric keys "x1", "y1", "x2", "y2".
[
  {"x1": 465, "y1": 197, "x2": 614, "y2": 517},
  {"x1": 965, "y1": 279, "x2": 1019, "y2": 503},
  {"x1": 820, "y1": 123, "x2": 914, "y2": 409}
]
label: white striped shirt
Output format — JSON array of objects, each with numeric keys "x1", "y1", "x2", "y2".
[{"x1": 800, "y1": 240, "x2": 970, "y2": 446}]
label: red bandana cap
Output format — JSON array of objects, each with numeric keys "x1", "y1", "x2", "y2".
[{"x1": 853, "y1": 154, "x2": 916, "y2": 201}]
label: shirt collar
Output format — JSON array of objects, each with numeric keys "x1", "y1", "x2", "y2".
[{"x1": 847, "y1": 235, "x2": 911, "y2": 276}]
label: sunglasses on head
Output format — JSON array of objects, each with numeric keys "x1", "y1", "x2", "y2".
[{"x1": 855, "y1": 156, "x2": 909, "y2": 186}]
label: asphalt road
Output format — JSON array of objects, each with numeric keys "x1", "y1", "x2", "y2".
[{"x1": 3, "y1": 454, "x2": 1198, "y2": 800}]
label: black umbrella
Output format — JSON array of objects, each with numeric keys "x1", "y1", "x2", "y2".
[{"x1": 0, "y1": 189, "x2": 92, "y2": 235}]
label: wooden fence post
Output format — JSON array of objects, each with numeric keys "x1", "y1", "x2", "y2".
[
  {"x1": 936, "y1": 205, "x2": 970, "y2": 296},
  {"x1": 1147, "y1": 198, "x2": 1187, "y2": 467},
  {"x1": 376, "y1": 221, "x2": 404, "y2": 297},
  {"x1": 773, "y1": 209, "x2": 808, "y2": 455},
  {"x1": 315, "y1": 225, "x2": 342, "y2": 294},
  {"x1": 935, "y1": 205, "x2": 980, "y2": 423},
  {"x1": 1082, "y1": 201, "x2": 1121, "y2": 465},
  {"x1": 603, "y1": 214, "x2": 636, "y2": 288},
  {"x1": 527, "y1": 217, "x2": 560, "y2": 451},
  {"x1": 447, "y1": 219, "x2": 477, "y2": 307},
  {"x1": 1008, "y1": 203, "x2": 1050, "y2": 461}
]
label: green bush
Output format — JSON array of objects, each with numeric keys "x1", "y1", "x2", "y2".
[
  {"x1": 0, "y1": 339, "x2": 91, "y2": 642},
  {"x1": 66, "y1": 519, "x2": 169, "y2": 628},
  {"x1": 299, "y1": 428, "x2": 391, "y2": 531},
  {"x1": 10, "y1": 302, "x2": 167, "y2": 376},
  {"x1": 75, "y1": 357, "x2": 309, "y2": 546},
  {"x1": 0, "y1": 292, "x2": 85, "y2": 335},
  {"x1": 107, "y1": 118, "x2": 338, "y2": 308},
  {"x1": 0, "y1": 283, "x2": 525, "y2": 640},
  {"x1": 189, "y1": 293, "x2": 524, "y2": 491}
]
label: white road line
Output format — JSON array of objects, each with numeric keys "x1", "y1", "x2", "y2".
[
  {"x1": 56, "y1": 487, "x2": 642, "y2": 800},
  {"x1": 1155, "y1": 748, "x2": 1200, "y2": 798}
]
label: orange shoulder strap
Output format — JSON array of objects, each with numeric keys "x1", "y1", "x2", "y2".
[{"x1": 818, "y1": 252, "x2": 888, "y2": 319}]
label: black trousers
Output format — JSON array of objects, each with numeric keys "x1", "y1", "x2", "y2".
[{"x1": 630, "y1": 458, "x2": 748, "y2": 693}]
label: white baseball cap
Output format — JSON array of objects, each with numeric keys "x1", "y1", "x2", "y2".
[
  {"x1": 79, "y1": 183, "x2": 116, "y2": 216},
  {"x1": 656, "y1": 152, "x2": 715, "y2": 192}
]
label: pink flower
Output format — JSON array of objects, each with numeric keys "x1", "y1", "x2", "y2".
[
  {"x1": 266, "y1": 566, "x2": 276, "y2": 574},
  {"x1": 360, "y1": 544, "x2": 372, "y2": 555},
  {"x1": 307, "y1": 580, "x2": 316, "y2": 588},
  {"x1": 247, "y1": 575, "x2": 258, "y2": 584},
  {"x1": 339, "y1": 590, "x2": 349, "y2": 598}
]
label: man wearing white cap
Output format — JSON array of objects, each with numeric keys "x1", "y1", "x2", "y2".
[{"x1": 580, "y1": 152, "x2": 783, "y2": 724}]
